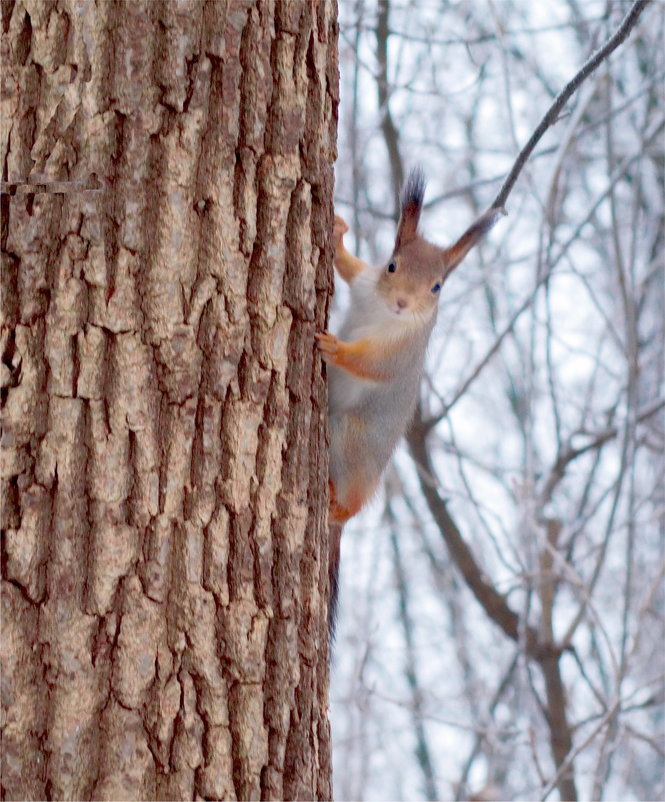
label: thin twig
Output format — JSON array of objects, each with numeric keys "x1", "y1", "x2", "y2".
[
  {"x1": 540, "y1": 700, "x2": 622, "y2": 801},
  {"x1": 491, "y1": 0, "x2": 651, "y2": 210}
]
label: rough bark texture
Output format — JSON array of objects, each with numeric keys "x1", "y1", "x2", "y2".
[{"x1": 1, "y1": 1, "x2": 338, "y2": 800}]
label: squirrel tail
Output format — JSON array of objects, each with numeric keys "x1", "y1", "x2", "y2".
[{"x1": 328, "y1": 521, "x2": 343, "y2": 642}]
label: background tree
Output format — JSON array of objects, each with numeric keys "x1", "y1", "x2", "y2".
[
  {"x1": 1, "y1": 1, "x2": 337, "y2": 799},
  {"x1": 332, "y1": 1, "x2": 663, "y2": 800}
]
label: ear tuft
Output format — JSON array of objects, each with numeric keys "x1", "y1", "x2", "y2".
[
  {"x1": 395, "y1": 168, "x2": 426, "y2": 249},
  {"x1": 401, "y1": 167, "x2": 426, "y2": 212}
]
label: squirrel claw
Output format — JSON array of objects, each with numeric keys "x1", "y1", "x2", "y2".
[{"x1": 316, "y1": 331, "x2": 340, "y2": 361}]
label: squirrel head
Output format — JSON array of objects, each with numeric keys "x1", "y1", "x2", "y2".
[{"x1": 376, "y1": 168, "x2": 504, "y2": 324}]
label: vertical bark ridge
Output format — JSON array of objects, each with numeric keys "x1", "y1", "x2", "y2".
[{"x1": 1, "y1": 1, "x2": 338, "y2": 799}]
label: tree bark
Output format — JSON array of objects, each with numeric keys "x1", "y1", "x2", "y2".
[{"x1": 1, "y1": 1, "x2": 338, "y2": 800}]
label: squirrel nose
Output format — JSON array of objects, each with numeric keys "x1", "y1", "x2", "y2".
[{"x1": 396, "y1": 298, "x2": 408, "y2": 310}]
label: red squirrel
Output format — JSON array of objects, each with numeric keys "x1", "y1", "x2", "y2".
[{"x1": 317, "y1": 169, "x2": 503, "y2": 633}]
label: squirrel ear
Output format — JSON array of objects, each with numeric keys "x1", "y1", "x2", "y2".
[
  {"x1": 395, "y1": 168, "x2": 426, "y2": 250},
  {"x1": 442, "y1": 207, "x2": 505, "y2": 278}
]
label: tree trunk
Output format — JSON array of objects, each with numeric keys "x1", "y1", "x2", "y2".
[{"x1": 1, "y1": 1, "x2": 338, "y2": 799}]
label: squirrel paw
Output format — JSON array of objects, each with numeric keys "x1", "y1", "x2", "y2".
[
  {"x1": 315, "y1": 331, "x2": 340, "y2": 363},
  {"x1": 333, "y1": 215, "x2": 349, "y2": 251}
]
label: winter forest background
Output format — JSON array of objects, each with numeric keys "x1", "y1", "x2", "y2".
[{"x1": 329, "y1": 1, "x2": 664, "y2": 800}]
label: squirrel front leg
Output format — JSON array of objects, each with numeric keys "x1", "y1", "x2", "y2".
[
  {"x1": 316, "y1": 333, "x2": 396, "y2": 382},
  {"x1": 333, "y1": 215, "x2": 369, "y2": 284}
]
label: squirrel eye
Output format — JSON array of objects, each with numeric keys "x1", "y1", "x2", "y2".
[
  {"x1": 387, "y1": 261, "x2": 397, "y2": 273},
  {"x1": 431, "y1": 282, "x2": 442, "y2": 294}
]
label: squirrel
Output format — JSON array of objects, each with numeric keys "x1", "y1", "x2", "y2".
[{"x1": 317, "y1": 168, "x2": 503, "y2": 635}]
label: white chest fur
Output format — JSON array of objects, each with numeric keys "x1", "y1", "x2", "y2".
[{"x1": 327, "y1": 268, "x2": 434, "y2": 415}]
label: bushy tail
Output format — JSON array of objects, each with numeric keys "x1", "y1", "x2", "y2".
[{"x1": 328, "y1": 522, "x2": 343, "y2": 643}]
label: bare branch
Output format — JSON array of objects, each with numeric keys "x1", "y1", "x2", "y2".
[
  {"x1": 539, "y1": 397, "x2": 665, "y2": 507},
  {"x1": 376, "y1": 0, "x2": 404, "y2": 214},
  {"x1": 407, "y1": 406, "x2": 543, "y2": 658},
  {"x1": 540, "y1": 700, "x2": 622, "y2": 801},
  {"x1": 492, "y1": 0, "x2": 652, "y2": 210},
  {"x1": 385, "y1": 481, "x2": 439, "y2": 802}
]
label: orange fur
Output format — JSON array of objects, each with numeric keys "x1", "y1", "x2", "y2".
[
  {"x1": 332, "y1": 215, "x2": 367, "y2": 283},
  {"x1": 315, "y1": 333, "x2": 404, "y2": 382}
]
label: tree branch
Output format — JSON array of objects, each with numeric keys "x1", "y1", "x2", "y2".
[
  {"x1": 491, "y1": 0, "x2": 651, "y2": 210},
  {"x1": 376, "y1": 0, "x2": 404, "y2": 215},
  {"x1": 408, "y1": 406, "x2": 579, "y2": 801},
  {"x1": 407, "y1": 406, "x2": 544, "y2": 660},
  {"x1": 385, "y1": 488, "x2": 439, "y2": 802}
]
